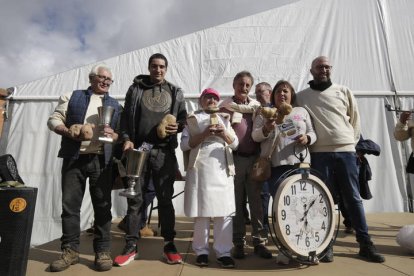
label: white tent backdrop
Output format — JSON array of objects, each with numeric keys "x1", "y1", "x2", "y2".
[{"x1": 1, "y1": 0, "x2": 414, "y2": 246}]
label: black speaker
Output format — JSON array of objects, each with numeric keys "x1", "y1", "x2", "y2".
[{"x1": 0, "y1": 187, "x2": 37, "y2": 276}]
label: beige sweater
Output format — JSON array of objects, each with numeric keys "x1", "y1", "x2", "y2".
[{"x1": 296, "y1": 83, "x2": 360, "y2": 152}]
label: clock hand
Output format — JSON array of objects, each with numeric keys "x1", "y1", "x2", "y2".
[
  {"x1": 299, "y1": 198, "x2": 317, "y2": 222},
  {"x1": 308, "y1": 197, "x2": 317, "y2": 209}
]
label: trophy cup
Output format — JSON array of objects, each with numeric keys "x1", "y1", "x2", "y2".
[
  {"x1": 204, "y1": 106, "x2": 220, "y2": 129},
  {"x1": 119, "y1": 148, "x2": 148, "y2": 198},
  {"x1": 97, "y1": 106, "x2": 115, "y2": 143}
]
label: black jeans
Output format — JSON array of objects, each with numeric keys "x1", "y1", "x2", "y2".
[
  {"x1": 140, "y1": 179, "x2": 156, "y2": 228},
  {"x1": 125, "y1": 147, "x2": 177, "y2": 244},
  {"x1": 61, "y1": 154, "x2": 112, "y2": 253}
]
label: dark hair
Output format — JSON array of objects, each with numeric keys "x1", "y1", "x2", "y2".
[
  {"x1": 271, "y1": 80, "x2": 296, "y2": 106},
  {"x1": 233, "y1": 71, "x2": 254, "y2": 86},
  {"x1": 148, "y1": 53, "x2": 168, "y2": 68}
]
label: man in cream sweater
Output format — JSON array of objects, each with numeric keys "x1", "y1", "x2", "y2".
[{"x1": 296, "y1": 56, "x2": 385, "y2": 263}]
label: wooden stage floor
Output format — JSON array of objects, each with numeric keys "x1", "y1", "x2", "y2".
[{"x1": 27, "y1": 213, "x2": 414, "y2": 276}]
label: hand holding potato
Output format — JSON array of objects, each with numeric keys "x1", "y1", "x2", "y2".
[
  {"x1": 79, "y1": 123, "x2": 95, "y2": 140},
  {"x1": 275, "y1": 103, "x2": 293, "y2": 124},
  {"x1": 157, "y1": 114, "x2": 177, "y2": 139}
]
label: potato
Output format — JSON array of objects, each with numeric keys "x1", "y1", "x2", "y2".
[
  {"x1": 68, "y1": 124, "x2": 82, "y2": 139},
  {"x1": 80, "y1": 123, "x2": 95, "y2": 140},
  {"x1": 278, "y1": 102, "x2": 293, "y2": 115},
  {"x1": 157, "y1": 114, "x2": 176, "y2": 139},
  {"x1": 260, "y1": 107, "x2": 277, "y2": 120},
  {"x1": 275, "y1": 103, "x2": 293, "y2": 124}
]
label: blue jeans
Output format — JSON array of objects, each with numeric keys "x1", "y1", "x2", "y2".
[
  {"x1": 61, "y1": 154, "x2": 112, "y2": 253},
  {"x1": 310, "y1": 152, "x2": 371, "y2": 244},
  {"x1": 339, "y1": 195, "x2": 352, "y2": 228},
  {"x1": 261, "y1": 181, "x2": 270, "y2": 232},
  {"x1": 268, "y1": 165, "x2": 295, "y2": 198},
  {"x1": 125, "y1": 146, "x2": 177, "y2": 244}
]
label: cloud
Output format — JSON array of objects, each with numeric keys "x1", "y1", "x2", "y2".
[{"x1": 0, "y1": 0, "x2": 282, "y2": 87}]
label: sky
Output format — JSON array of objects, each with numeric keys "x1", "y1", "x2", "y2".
[{"x1": 0, "y1": 0, "x2": 286, "y2": 88}]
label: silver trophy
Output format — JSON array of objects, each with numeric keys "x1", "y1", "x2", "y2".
[
  {"x1": 97, "y1": 106, "x2": 115, "y2": 143},
  {"x1": 119, "y1": 149, "x2": 149, "y2": 198}
]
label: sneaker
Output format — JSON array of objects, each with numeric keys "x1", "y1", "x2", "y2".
[
  {"x1": 86, "y1": 226, "x2": 94, "y2": 234},
  {"x1": 49, "y1": 247, "x2": 80, "y2": 272},
  {"x1": 163, "y1": 242, "x2": 183, "y2": 264},
  {"x1": 276, "y1": 253, "x2": 290, "y2": 265},
  {"x1": 114, "y1": 243, "x2": 138, "y2": 266},
  {"x1": 359, "y1": 241, "x2": 385, "y2": 263},
  {"x1": 320, "y1": 245, "x2": 334, "y2": 263},
  {"x1": 254, "y1": 244, "x2": 272, "y2": 259},
  {"x1": 345, "y1": 226, "x2": 354, "y2": 234},
  {"x1": 217, "y1": 256, "x2": 235, "y2": 268},
  {"x1": 195, "y1": 254, "x2": 209, "y2": 267},
  {"x1": 232, "y1": 244, "x2": 245, "y2": 259},
  {"x1": 94, "y1": 252, "x2": 113, "y2": 271}
]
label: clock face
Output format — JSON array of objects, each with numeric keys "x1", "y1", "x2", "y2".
[{"x1": 272, "y1": 174, "x2": 335, "y2": 256}]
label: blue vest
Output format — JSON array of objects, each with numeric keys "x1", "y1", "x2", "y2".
[{"x1": 58, "y1": 89, "x2": 120, "y2": 164}]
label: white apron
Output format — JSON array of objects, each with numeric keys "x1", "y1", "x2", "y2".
[{"x1": 183, "y1": 112, "x2": 236, "y2": 217}]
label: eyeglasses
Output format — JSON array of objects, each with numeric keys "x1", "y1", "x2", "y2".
[
  {"x1": 316, "y1": 65, "x2": 332, "y2": 70},
  {"x1": 95, "y1": 74, "x2": 114, "y2": 84}
]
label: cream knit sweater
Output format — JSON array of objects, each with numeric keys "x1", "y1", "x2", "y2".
[{"x1": 296, "y1": 83, "x2": 360, "y2": 152}]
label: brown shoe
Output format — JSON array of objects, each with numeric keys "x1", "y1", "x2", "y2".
[
  {"x1": 140, "y1": 225, "x2": 155, "y2": 237},
  {"x1": 95, "y1": 252, "x2": 113, "y2": 271},
  {"x1": 49, "y1": 248, "x2": 79, "y2": 272},
  {"x1": 254, "y1": 244, "x2": 272, "y2": 259},
  {"x1": 117, "y1": 217, "x2": 127, "y2": 232},
  {"x1": 344, "y1": 226, "x2": 354, "y2": 234},
  {"x1": 232, "y1": 244, "x2": 245, "y2": 259}
]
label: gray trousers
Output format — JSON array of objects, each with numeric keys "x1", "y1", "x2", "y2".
[{"x1": 232, "y1": 154, "x2": 267, "y2": 246}]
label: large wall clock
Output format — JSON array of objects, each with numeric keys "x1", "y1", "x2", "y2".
[{"x1": 272, "y1": 164, "x2": 336, "y2": 264}]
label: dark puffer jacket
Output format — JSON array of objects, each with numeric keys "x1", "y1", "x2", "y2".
[{"x1": 58, "y1": 88, "x2": 121, "y2": 164}]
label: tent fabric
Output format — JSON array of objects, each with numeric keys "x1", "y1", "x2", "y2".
[{"x1": 1, "y1": 0, "x2": 414, "y2": 246}]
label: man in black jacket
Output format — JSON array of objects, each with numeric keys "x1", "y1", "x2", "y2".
[{"x1": 114, "y1": 53, "x2": 187, "y2": 266}]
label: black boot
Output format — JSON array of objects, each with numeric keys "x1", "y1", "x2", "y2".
[
  {"x1": 359, "y1": 241, "x2": 385, "y2": 263},
  {"x1": 320, "y1": 245, "x2": 334, "y2": 262}
]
